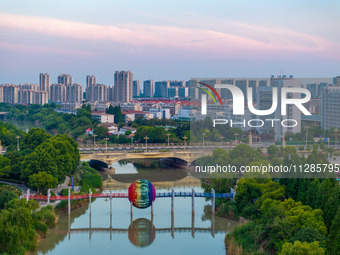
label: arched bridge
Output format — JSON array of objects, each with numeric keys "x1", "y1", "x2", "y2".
[{"x1": 80, "y1": 150, "x2": 212, "y2": 166}]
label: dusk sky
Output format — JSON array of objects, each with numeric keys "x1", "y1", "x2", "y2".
[{"x1": 0, "y1": 0, "x2": 339, "y2": 85}]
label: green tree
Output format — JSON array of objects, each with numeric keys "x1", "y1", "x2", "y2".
[
  {"x1": 21, "y1": 135, "x2": 79, "y2": 182},
  {"x1": 134, "y1": 126, "x2": 152, "y2": 142},
  {"x1": 0, "y1": 198, "x2": 39, "y2": 254},
  {"x1": 106, "y1": 104, "x2": 114, "y2": 114},
  {"x1": 118, "y1": 134, "x2": 129, "y2": 143},
  {"x1": 28, "y1": 172, "x2": 58, "y2": 193},
  {"x1": 149, "y1": 127, "x2": 167, "y2": 143},
  {"x1": 118, "y1": 122, "x2": 124, "y2": 130},
  {"x1": 280, "y1": 241, "x2": 324, "y2": 255},
  {"x1": 290, "y1": 228, "x2": 325, "y2": 244},
  {"x1": 94, "y1": 125, "x2": 109, "y2": 139},
  {"x1": 113, "y1": 105, "x2": 123, "y2": 124},
  {"x1": 326, "y1": 208, "x2": 340, "y2": 255},
  {"x1": 0, "y1": 189, "x2": 18, "y2": 209},
  {"x1": 319, "y1": 143, "x2": 325, "y2": 150},
  {"x1": 23, "y1": 128, "x2": 51, "y2": 150},
  {"x1": 0, "y1": 155, "x2": 11, "y2": 177},
  {"x1": 268, "y1": 145, "x2": 278, "y2": 157}
]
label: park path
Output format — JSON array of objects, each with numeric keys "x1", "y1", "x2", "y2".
[{"x1": 0, "y1": 180, "x2": 35, "y2": 195}]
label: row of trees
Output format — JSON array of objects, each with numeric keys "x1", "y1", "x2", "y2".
[
  {"x1": 0, "y1": 103, "x2": 98, "y2": 140},
  {"x1": 200, "y1": 145, "x2": 339, "y2": 254}
]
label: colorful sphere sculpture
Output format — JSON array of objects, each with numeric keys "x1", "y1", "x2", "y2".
[{"x1": 128, "y1": 179, "x2": 156, "y2": 208}]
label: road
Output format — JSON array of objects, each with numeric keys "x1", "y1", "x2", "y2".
[
  {"x1": 79, "y1": 144, "x2": 267, "y2": 152},
  {"x1": 0, "y1": 180, "x2": 35, "y2": 195}
]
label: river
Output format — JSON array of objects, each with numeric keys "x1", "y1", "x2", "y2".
[{"x1": 31, "y1": 161, "x2": 241, "y2": 255}]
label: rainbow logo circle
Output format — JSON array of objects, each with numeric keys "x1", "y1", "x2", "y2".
[{"x1": 128, "y1": 179, "x2": 156, "y2": 209}]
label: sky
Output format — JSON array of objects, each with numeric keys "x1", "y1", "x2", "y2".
[{"x1": 0, "y1": 0, "x2": 339, "y2": 85}]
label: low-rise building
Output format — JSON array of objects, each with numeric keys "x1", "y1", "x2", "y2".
[{"x1": 91, "y1": 112, "x2": 114, "y2": 123}]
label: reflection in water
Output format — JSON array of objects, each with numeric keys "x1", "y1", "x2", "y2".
[
  {"x1": 31, "y1": 184, "x2": 241, "y2": 255},
  {"x1": 128, "y1": 218, "x2": 156, "y2": 248},
  {"x1": 67, "y1": 207, "x2": 219, "y2": 241}
]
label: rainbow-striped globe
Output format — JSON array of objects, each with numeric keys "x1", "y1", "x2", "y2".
[{"x1": 128, "y1": 179, "x2": 156, "y2": 208}]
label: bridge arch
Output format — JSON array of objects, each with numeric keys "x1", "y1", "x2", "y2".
[{"x1": 80, "y1": 151, "x2": 204, "y2": 166}]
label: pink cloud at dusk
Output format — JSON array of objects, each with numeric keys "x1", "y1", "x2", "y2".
[
  {"x1": 0, "y1": 12, "x2": 338, "y2": 60},
  {"x1": 0, "y1": 41, "x2": 97, "y2": 57}
]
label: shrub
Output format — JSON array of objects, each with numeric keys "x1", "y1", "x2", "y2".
[
  {"x1": 80, "y1": 174, "x2": 102, "y2": 188},
  {"x1": 35, "y1": 205, "x2": 56, "y2": 228},
  {"x1": 34, "y1": 221, "x2": 48, "y2": 236},
  {"x1": 61, "y1": 189, "x2": 69, "y2": 196},
  {"x1": 55, "y1": 200, "x2": 67, "y2": 209}
]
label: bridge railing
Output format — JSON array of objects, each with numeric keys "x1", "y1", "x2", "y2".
[{"x1": 28, "y1": 192, "x2": 233, "y2": 201}]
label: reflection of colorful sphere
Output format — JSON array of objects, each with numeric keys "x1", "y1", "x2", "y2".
[
  {"x1": 128, "y1": 179, "x2": 156, "y2": 208},
  {"x1": 128, "y1": 218, "x2": 156, "y2": 247}
]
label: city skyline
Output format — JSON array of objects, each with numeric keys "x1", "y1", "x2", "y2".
[{"x1": 0, "y1": 0, "x2": 339, "y2": 84}]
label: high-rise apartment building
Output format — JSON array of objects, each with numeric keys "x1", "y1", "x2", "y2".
[
  {"x1": 39, "y1": 73, "x2": 50, "y2": 97},
  {"x1": 86, "y1": 84, "x2": 107, "y2": 102},
  {"x1": 317, "y1": 83, "x2": 328, "y2": 96},
  {"x1": 50, "y1": 84, "x2": 67, "y2": 103},
  {"x1": 248, "y1": 80, "x2": 257, "y2": 101},
  {"x1": 168, "y1": 87, "x2": 178, "y2": 98},
  {"x1": 19, "y1": 90, "x2": 48, "y2": 105},
  {"x1": 114, "y1": 71, "x2": 133, "y2": 103},
  {"x1": 133, "y1": 80, "x2": 140, "y2": 98},
  {"x1": 220, "y1": 79, "x2": 234, "y2": 100},
  {"x1": 307, "y1": 84, "x2": 317, "y2": 98},
  {"x1": 57, "y1": 74, "x2": 73, "y2": 86},
  {"x1": 169, "y1": 81, "x2": 185, "y2": 87},
  {"x1": 235, "y1": 80, "x2": 248, "y2": 97},
  {"x1": 66, "y1": 83, "x2": 83, "y2": 103},
  {"x1": 86, "y1": 75, "x2": 97, "y2": 87},
  {"x1": 143, "y1": 80, "x2": 154, "y2": 98},
  {"x1": 321, "y1": 86, "x2": 340, "y2": 129},
  {"x1": 178, "y1": 87, "x2": 189, "y2": 98},
  {"x1": 1, "y1": 83, "x2": 48, "y2": 105},
  {"x1": 0, "y1": 84, "x2": 19, "y2": 103},
  {"x1": 107, "y1": 86, "x2": 114, "y2": 102},
  {"x1": 18, "y1": 83, "x2": 39, "y2": 91},
  {"x1": 155, "y1": 81, "x2": 170, "y2": 98},
  {"x1": 258, "y1": 80, "x2": 268, "y2": 87},
  {"x1": 333, "y1": 76, "x2": 340, "y2": 87}
]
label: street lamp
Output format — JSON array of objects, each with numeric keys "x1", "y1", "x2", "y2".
[
  {"x1": 130, "y1": 134, "x2": 134, "y2": 146},
  {"x1": 166, "y1": 133, "x2": 171, "y2": 147},
  {"x1": 220, "y1": 136, "x2": 224, "y2": 147},
  {"x1": 93, "y1": 134, "x2": 97, "y2": 147},
  {"x1": 144, "y1": 136, "x2": 149, "y2": 150},
  {"x1": 183, "y1": 136, "x2": 187, "y2": 146},
  {"x1": 202, "y1": 133, "x2": 206, "y2": 146},
  {"x1": 16, "y1": 136, "x2": 20, "y2": 151},
  {"x1": 234, "y1": 133, "x2": 239, "y2": 144},
  {"x1": 104, "y1": 137, "x2": 109, "y2": 151},
  {"x1": 254, "y1": 135, "x2": 260, "y2": 148},
  {"x1": 305, "y1": 126, "x2": 309, "y2": 147},
  {"x1": 281, "y1": 134, "x2": 286, "y2": 148}
]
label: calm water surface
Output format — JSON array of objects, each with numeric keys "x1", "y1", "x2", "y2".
[{"x1": 31, "y1": 162, "x2": 241, "y2": 255}]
